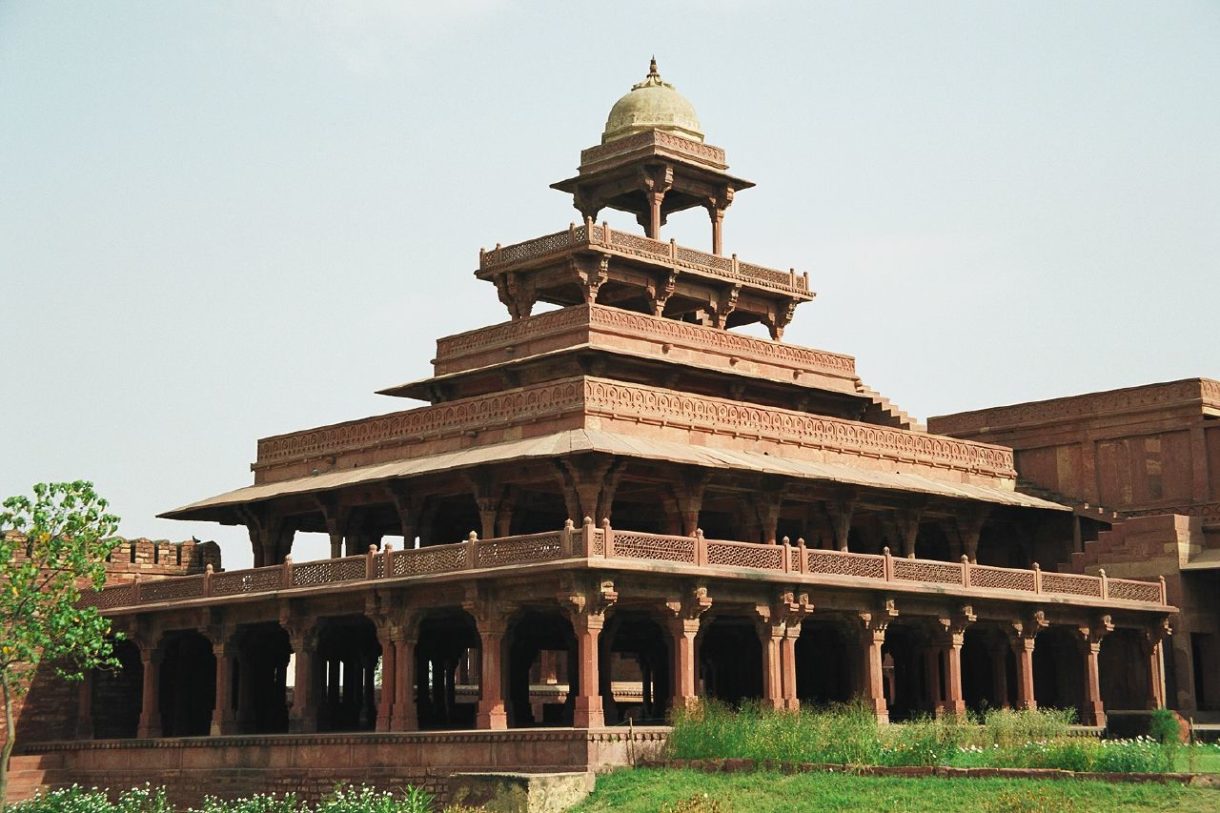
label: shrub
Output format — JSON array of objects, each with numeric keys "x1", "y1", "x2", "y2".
[
  {"x1": 316, "y1": 786, "x2": 433, "y2": 813},
  {"x1": 192, "y1": 794, "x2": 304, "y2": 813},
  {"x1": 1147, "y1": 708, "x2": 1182, "y2": 745}
]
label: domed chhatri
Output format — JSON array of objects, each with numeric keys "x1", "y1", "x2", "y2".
[{"x1": 602, "y1": 58, "x2": 704, "y2": 144}]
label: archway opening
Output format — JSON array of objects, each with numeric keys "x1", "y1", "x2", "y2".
[
  {"x1": 795, "y1": 620, "x2": 853, "y2": 706},
  {"x1": 1100, "y1": 628, "x2": 1149, "y2": 711},
  {"x1": 507, "y1": 609, "x2": 575, "y2": 727},
  {"x1": 92, "y1": 638, "x2": 141, "y2": 738},
  {"x1": 881, "y1": 624, "x2": 930, "y2": 721},
  {"x1": 961, "y1": 627, "x2": 1016, "y2": 713},
  {"x1": 603, "y1": 612, "x2": 670, "y2": 724},
  {"x1": 699, "y1": 615, "x2": 761, "y2": 707},
  {"x1": 1033, "y1": 626, "x2": 1084, "y2": 719},
  {"x1": 316, "y1": 615, "x2": 381, "y2": 732},
  {"x1": 159, "y1": 630, "x2": 215, "y2": 737},
  {"x1": 233, "y1": 623, "x2": 292, "y2": 734},
  {"x1": 417, "y1": 609, "x2": 480, "y2": 729}
]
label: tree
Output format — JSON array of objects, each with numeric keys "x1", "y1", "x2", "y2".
[{"x1": 0, "y1": 482, "x2": 122, "y2": 807}]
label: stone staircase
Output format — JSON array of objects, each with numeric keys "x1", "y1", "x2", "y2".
[
  {"x1": 4, "y1": 753, "x2": 66, "y2": 804},
  {"x1": 855, "y1": 382, "x2": 926, "y2": 432}
]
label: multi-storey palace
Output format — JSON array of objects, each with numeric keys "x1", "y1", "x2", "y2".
[{"x1": 6, "y1": 62, "x2": 1182, "y2": 804}]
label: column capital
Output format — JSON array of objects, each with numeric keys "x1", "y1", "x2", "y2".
[
  {"x1": 1078, "y1": 614, "x2": 1114, "y2": 649},
  {"x1": 665, "y1": 584, "x2": 712, "y2": 625},
  {"x1": 560, "y1": 577, "x2": 618, "y2": 628}
]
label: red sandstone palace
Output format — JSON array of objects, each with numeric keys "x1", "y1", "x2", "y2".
[{"x1": 7, "y1": 62, "x2": 1202, "y2": 803}]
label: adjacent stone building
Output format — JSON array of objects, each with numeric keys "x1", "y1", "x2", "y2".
[{"x1": 931, "y1": 379, "x2": 1220, "y2": 720}]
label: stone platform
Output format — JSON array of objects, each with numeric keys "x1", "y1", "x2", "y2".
[{"x1": 9, "y1": 728, "x2": 667, "y2": 807}]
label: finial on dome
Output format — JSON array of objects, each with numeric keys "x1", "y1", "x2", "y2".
[{"x1": 649, "y1": 56, "x2": 659, "y2": 78}]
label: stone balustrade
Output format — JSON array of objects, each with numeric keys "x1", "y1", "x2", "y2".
[
  {"x1": 80, "y1": 522, "x2": 1168, "y2": 612},
  {"x1": 479, "y1": 223, "x2": 811, "y2": 297}
]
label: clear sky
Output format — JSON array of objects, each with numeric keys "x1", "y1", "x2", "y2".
[{"x1": 2, "y1": 1, "x2": 1218, "y2": 570}]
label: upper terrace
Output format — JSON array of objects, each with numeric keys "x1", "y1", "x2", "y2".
[{"x1": 476, "y1": 222, "x2": 812, "y2": 338}]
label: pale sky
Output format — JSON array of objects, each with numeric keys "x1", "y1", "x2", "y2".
[{"x1": 2, "y1": 1, "x2": 1218, "y2": 570}]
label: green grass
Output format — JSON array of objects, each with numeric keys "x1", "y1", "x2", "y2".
[
  {"x1": 573, "y1": 768, "x2": 1219, "y2": 813},
  {"x1": 668, "y1": 702, "x2": 1185, "y2": 773},
  {"x1": 1175, "y1": 744, "x2": 1220, "y2": 773}
]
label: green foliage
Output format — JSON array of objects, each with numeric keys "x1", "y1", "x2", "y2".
[
  {"x1": 1, "y1": 482, "x2": 124, "y2": 808},
  {"x1": 9, "y1": 786, "x2": 172, "y2": 813},
  {"x1": 659, "y1": 794, "x2": 731, "y2": 813},
  {"x1": 1147, "y1": 709, "x2": 1181, "y2": 745},
  {"x1": 11, "y1": 786, "x2": 435, "y2": 813},
  {"x1": 0, "y1": 482, "x2": 123, "y2": 692},
  {"x1": 667, "y1": 702, "x2": 1177, "y2": 774},
  {"x1": 573, "y1": 768, "x2": 1216, "y2": 813}
]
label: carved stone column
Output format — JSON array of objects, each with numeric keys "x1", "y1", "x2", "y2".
[
  {"x1": 934, "y1": 608, "x2": 972, "y2": 717},
  {"x1": 1079, "y1": 616, "x2": 1113, "y2": 727},
  {"x1": 284, "y1": 620, "x2": 319, "y2": 733},
  {"x1": 563, "y1": 579, "x2": 618, "y2": 728},
  {"x1": 1009, "y1": 612, "x2": 1045, "y2": 711},
  {"x1": 392, "y1": 616, "x2": 420, "y2": 730},
  {"x1": 856, "y1": 602, "x2": 896, "y2": 724},
  {"x1": 136, "y1": 640, "x2": 163, "y2": 738},
  {"x1": 755, "y1": 607, "x2": 785, "y2": 710},
  {"x1": 208, "y1": 627, "x2": 238, "y2": 735},
  {"x1": 1142, "y1": 621, "x2": 1171, "y2": 710},
  {"x1": 468, "y1": 595, "x2": 513, "y2": 730},
  {"x1": 666, "y1": 586, "x2": 712, "y2": 712}
]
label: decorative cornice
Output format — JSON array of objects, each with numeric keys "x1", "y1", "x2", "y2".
[
  {"x1": 578, "y1": 129, "x2": 728, "y2": 171},
  {"x1": 581, "y1": 378, "x2": 1015, "y2": 477},
  {"x1": 256, "y1": 376, "x2": 1012, "y2": 477},
  {"x1": 930, "y1": 378, "x2": 1220, "y2": 437}
]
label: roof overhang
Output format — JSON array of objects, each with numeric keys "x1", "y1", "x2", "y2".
[{"x1": 162, "y1": 429, "x2": 1069, "y2": 524}]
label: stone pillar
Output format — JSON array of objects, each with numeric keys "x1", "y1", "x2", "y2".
[
  {"x1": 668, "y1": 617, "x2": 701, "y2": 713},
  {"x1": 210, "y1": 634, "x2": 238, "y2": 735},
  {"x1": 1013, "y1": 636, "x2": 1037, "y2": 711},
  {"x1": 758, "y1": 617, "x2": 784, "y2": 710},
  {"x1": 858, "y1": 621, "x2": 889, "y2": 724},
  {"x1": 328, "y1": 532, "x2": 343, "y2": 559},
  {"x1": 377, "y1": 636, "x2": 396, "y2": 732},
  {"x1": 286, "y1": 624, "x2": 318, "y2": 733},
  {"x1": 938, "y1": 632, "x2": 966, "y2": 717},
  {"x1": 362, "y1": 654, "x2": 377, "y2": 729},
  {"x1": 665, "y1": 586, "x2": 711, "y2": 713},
  {"x1": 467, "y1": 598, "x2": 513, "y2": 731},
  {"x1": 780, "y1": 623, "x2": 801, "y2": 711},
  {"x1": 1077, "y1": 617, "x2": 1112, "y2": 727},
  {"x1": 393, "y1": 627, "x2": 418, "y2": 731},
  {"x1": 571, "y1": 612, "x2": 606, "y2": 728},
  {"x1": 75, "y1": 671, "x2": 94, "y2": 740},
  {"x1": 136, "y1": 644, "x2": 162, "y2": 738}
]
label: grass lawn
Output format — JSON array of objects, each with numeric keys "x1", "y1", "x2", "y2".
[
  {"x1": 1175, "y1": 747, "x2": 1220, "y2": 773},
  {"x1": 573, "y1": 768, "x2": 1219, "y2": 813}
]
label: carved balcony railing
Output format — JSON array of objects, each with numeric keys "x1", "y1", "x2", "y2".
[
  {"x1": 79, "y1": 522, "x2": 1168, "y2": 612},
  {"x1": 479, "y1": 222, "x2": 812, "y2": 297}
]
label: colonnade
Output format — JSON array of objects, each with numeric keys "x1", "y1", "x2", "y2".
[{"x1": 88, "y1": 594, "x2": 1167, "y2": 740}]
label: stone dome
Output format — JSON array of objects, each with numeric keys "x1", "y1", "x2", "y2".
[{"x1": 601, "y1": 59, "x2": 704, "y2": 144}]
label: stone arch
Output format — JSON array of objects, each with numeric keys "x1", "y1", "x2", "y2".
[
  {"x1": 506, "y1": 608, "x2": 576, "y2": 727},
  {"x1": 698, "y1": 614, "x2": 762, "y2": 707},
  {"x1": 159, "y1": 630, "x2": 216, "y2": 737},
  {"x1": 416, "y1": 608, "x2": 480, "y2": 729},
  {"x1": 602, "y1": 611, "x2": 670, "y2": 724}
]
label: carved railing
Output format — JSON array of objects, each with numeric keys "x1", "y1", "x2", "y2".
[
  {"x1": 78, "y1": 522, "x2": 1166, "y2": 611},
  {"x1": 479, "y1": 222, "x2": 812, "y2": 296}
]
